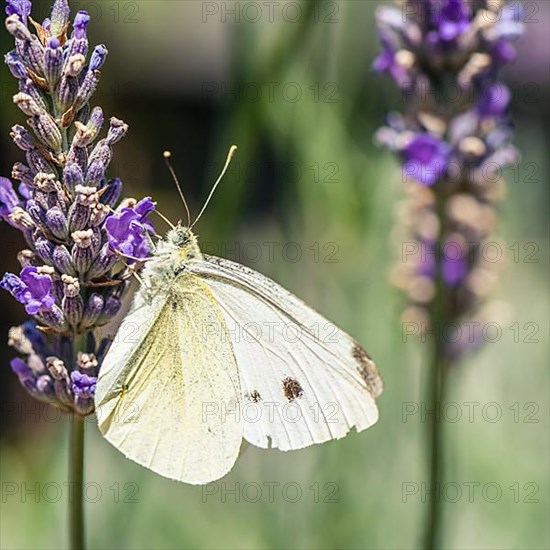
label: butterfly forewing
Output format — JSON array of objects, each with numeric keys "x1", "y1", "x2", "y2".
[{"x1": 95, "y1": 273, "x2": 242, "y2": 484}]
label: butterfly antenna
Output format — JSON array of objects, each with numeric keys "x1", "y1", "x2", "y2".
[
  {"x1": 153, "y1": 209, "x2": 176, "y2": 229},
  {"x1": 163, "y1": 150, "x2": 192, "y2": 226},
  {"x1": 191, "y1": 145, "x2": 238, "y2": 229}
]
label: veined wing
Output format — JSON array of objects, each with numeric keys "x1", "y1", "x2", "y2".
[
  {"x1": 95, "y1": 273, "x2": 242, "y2": 484},
  {"x1": 189, "y1": 255, "x2": 383, "y2": 451}
]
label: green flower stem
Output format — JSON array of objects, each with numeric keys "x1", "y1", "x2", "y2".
[
  {"x1": 424, "y1": 185, "x2": 452, "y2": 549},
  {"x1": 69, "y1": 333, "x2": 86, "y2": 550},
  {"x1": 69, "y1": 412, "x2": 85, "y2": 550}
]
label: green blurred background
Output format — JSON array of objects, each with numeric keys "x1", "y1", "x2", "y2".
[{"x1": 0, "y1": 1, "x2": 548, "y2": 549}]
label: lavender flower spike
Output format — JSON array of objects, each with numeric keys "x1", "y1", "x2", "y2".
[
  {"x1": 376, "y1": 0, "x2": 523, "y2": 359},
  {"x1": 1, "y1": 0, "x2": 155, "y2": 415},
  {"x1": 375, "y1": 2, "x2": 523, "y2": 547}
]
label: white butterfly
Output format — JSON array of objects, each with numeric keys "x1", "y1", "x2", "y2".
[{"x1": 94, "y1": 148, "x2": 383, "y2": 485}]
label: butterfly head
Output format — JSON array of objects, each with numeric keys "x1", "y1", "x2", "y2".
[{"x1": 166, "y1": 224, "x2": 202, "y2": 262}]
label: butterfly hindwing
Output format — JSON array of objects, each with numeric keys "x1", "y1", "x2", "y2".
[{"x1": 191, "y1": 255, "x2": 382, "y2": 451}]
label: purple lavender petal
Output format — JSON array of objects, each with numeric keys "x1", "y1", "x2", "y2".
[
  {"x1": 10, "y1": 357, "x2": 34, "y2": 383},
  {"x1": 403, "y1": 133, "x2": 450, "y2": 186},
  {"x1": 442, "y1": 238, "x2": 468, "y2": 286},
  {"x1": 0, "y1": 177, "x2": 21, "y2": 224},
  {"x1": 5, "y1": 0, "x2": 32, "y2": 24},
  {"x1": 71, "y1": 371, "x2": 97, "y2": 398},
  {"x1": 89, "y1": 44, "x2": 108, "y2": 71},
  {"x1": 1, "y1": 266, "x2": 56, "y2": 315},
  {"x1": 433, "y1": 0, "x2": 470, "y2": 42},
  {"x1": 0, "y1": 272, "x2": 28, "y2": 303},
  {"x1": 105, "y1": 198, "x2": 156, "y2": 260},
  {"x1": 72, "y1": 10, "x2": 90, "y2": 40},
  {"x1": 477, "y1": 83, "x2": 511, "y2": 118}
]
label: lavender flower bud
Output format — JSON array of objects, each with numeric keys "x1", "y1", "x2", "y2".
[
  {"x1": 72, "y1": 11, "x2": 90, "y2": 40},
  {"x1": 106, "y1": 117, "x2": 128, "y2": 145},
  {"x1": 4, "y1": 50, "x2": 27, "y2": 79},
  {"x1": 8, "y1": 326, "x2": 34, "y2": 354},
  {"x1": 11, "y1": 357, "x2": 33, "y2": 387},
  {"x1": 39, "y1": 304, "x2": 66, "y2": 331},
  {"x1": 90, "y1": 44, "x2": 108, "y2": 71},
  {"x1": 75, "y1": 70, "x2": 100, "y2": 110},
  {"x1": 86, "y1": 106, "x2": 104, "y2": 138},
  {"x1": 64, "y1": 54, "x2": 86, "y2": 78},
  {"x1": 27, "y1": 114, "x2": 63, "y2": 152},
  {"x1": 19, "y1": 78, "x2": 48, "y2": 112},
  {"x1": 13, "y1": 92, "x2": 42, "y2": 116},
  {"x1": 8, "y1": 206, "x2": 34, "y2": 230},
  {"x1": 50, "y1": 0, "x2": 70, "y2": 37},
  {"x1": 44, "y1": 38, "x2": 63, "y2": 87},
  {"x1": 72, "y1": 107, "x2": 103, "y2": 148},
  {"x1": 45, "y1": 206, "x2": 69, "y2": 239},
  {"x1": 33, "y1": 172, "x2": 59, "y2": 193},
  {"x1": 10, "y1": 124, "x2": 35, "y2": 151},
  {"x1": 86, "y1": 160, "x2": 106, "y2": 187},
  {"x1": 26, "y1": 199, "x2": 47, "y2": 229},
  {"x1": 75, "y1": 185, "x2": 99, "y2": 207},
  {"x1": 72, "y1": 122, "x2": 94, "y2": 148},
  {"x1": 46, "y1": 356, "x2": 68, "y2": 379},
  {"x1": 90, "y1": 227, "x2": 101, "y2": 255},
  {"x1": 72, "y1": 370, "x2": 96, "y2": 413},
  {"x1": 100, "y1": 178, "x2": 122, "y2": 207},
  {"x1": 61, "y1": 275, "x2": 83, "y2": 327},
  {"x1": 52, "y1": 245, "x2": 76, "y2": 275},
  {"x1": 34, "y1": 235, "x2": 55, "y2": 264},
  {"x1": 88, "y1": 140, "x2": 111, "y2": 167},
  {"x1": 71, "y1": 229, "x2": 95, "y2": 274},
  {"x1": 77, "y1": 351, "x2": 98, "y2": 371},
  {"x1": 87, "y1": 243, "x2": 117, "y2": 280},
  {"x1": 17, "y1": 249, "x2": 37, "y2": 268},
  {"x1": 46, "y1": 356, "x2": 73, "y2": 404},
  {"x1": 5, "y1": 0, "x2": 32, "y2": 24},
  {"x1": 68, "y1": 185, "x2": 97, "y2": 231},
  {"x1": 100, "y1": 293, "x2": 121, "y2": 323},
  {"x1": 66, "y1": 39, "x2": 88, "y2": 63},
  {"x1": 55, "y1": 76, "x2": 78, "y2": 113},
  {"x1": 5, "y1": 14, "x2": 32, "y2": 41},
  {"x1": 86, "y1": 141, "x2": 112, "y2": 185},
  {"x1": 36, "y1": 375, "x2": 54, "y2": 398},
  {"x1": 52, "y1": 278, "x2": 64, "y2": 304},
  {"x1": 89, "y1": 202, "x2": 109, "y2": 226},
  {"x1": 81, "y1": 292, "x2": 104, "y2": 328},
  {"x1": 63, "y1": 163, "x2": 84, "y2": 193},
  {"x1": 16, "y1": 36, "x2": 45, "y2": 76},
  {"x1": 12, "y1": 162, "x2": 32, "y2": 186},
  {"x1": 66, "y1": 146, "x2": 88, "y2": 172},
  {"x1": 26, "y1": 151, "x2": 57, "y2": 176}
]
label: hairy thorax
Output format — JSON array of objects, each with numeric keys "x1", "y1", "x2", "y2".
[{"x1": 142, "y1": 225, "x2": 203, "y2": 295}]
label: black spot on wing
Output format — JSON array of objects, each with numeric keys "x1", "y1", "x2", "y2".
[
  {"x1": 245, "y1": 390, "x2": 262, "y2": 403},
  {"x1": 282, "y1": 377, "x2": 303, "y2": 401},
  {"x1": 352, "y1": 342, "x2": 383, "y2": 398}
]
